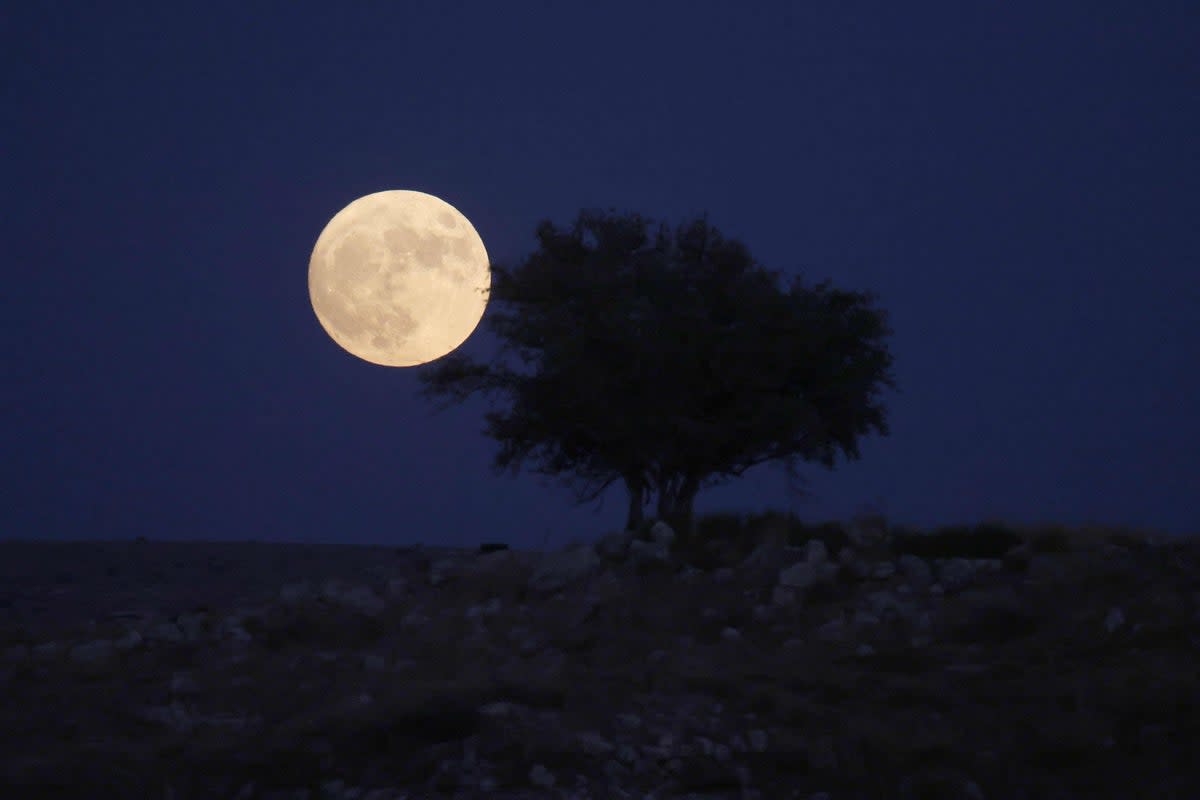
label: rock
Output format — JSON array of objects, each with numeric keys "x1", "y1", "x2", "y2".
[
  {"x1": 898, "y1": 554, "x2": 934, "y2": 588},
  {"x1": 594, "y1": 529, "x2": 633, "y2": 561},
  {"x1": 428, "y1": 559, "x2": 460, "y2": 587},
  {"x1": 576, "y1": 730, "x2": 617, "y2": 757},
  {"x1": 841, "y1": 554, "x2": 872, "y2": 580},
  {"x1": 465, "y1": 597, "x2": 503, "y2": 620},
  {"x1": 627, "y1": 538, "x2": 672, "y2": 572},
  {"x1": 69, "y1": 639, "x2": 118, "y2": 666},
  {"x1": 898, "y1": 766, "x2": 986, "y2": 800},
  {"x1": 713, "y1": 567, "x2": 735, "y2": 583},
  {"x1": 853, "y1": 611, "x2": 881, "y2": 627},
  {"x1": 280, "y1": 582, "x2": 313, "y2": 605},
  {"x1": 31, "y1": 641, "x2": 64, "y2": 660},
  {"x1": 871, "y1": 561, "x2": 897, "y2": 580},
  {"x1": 148, "y1": 621, "x2": 186, "y2": 643},
  {"x1": 803, "y1": 539, "x2": 829, "y2": 564},
  {"x1": 647, "y1": 520, "x2": 675, "y2": 545},
  {"x1": 384, "y1": 577, "x2": 408, "y2": 600},
  {"x1": 778, "y1": 561, "x2": 836, "y2": 592},
  {"x1": 529, "y1": 542, "x2": 602, "y2": 594},
  {"x1": 529, "y1": 763, "x2": 556, "y2": 788},
  {"x1": 815, "y1": 618, "x2": 850, "y2": 642},
  {"x1": 1003, "y1": 542, "x2": 1033, "y2": 572},
  {"x1": 169, "y1": 671, "x2": 200, "y2": 696},
  {"x1": 864, "y1": 589, "x2": 918, "y2": 622},
  {"x1": 808, "y1": 734, "x2": 839, "y2": 770},
  {"x1": 361, "y1": 653, "x2": 388, "y2": 672},
  {"x1": 332, "y1": 585, "x2": 386, "y2": 617},
  {"x1": 937, "y1": 558, "x2": 975, "y2": 594},
  {"x1": 1105, "y1": 606, "x2": 1126, "y2": 634},
  {"x1": 112, "y1": 629, "x2": 143, "y2": 651},
  {"x1": 174, "y1": 611, "x2": 212, "y2": 642},
  {"x1": 1026, "y1": 554, "x2": 1070, "y2": 585},
  {"x1": 2, "y1": 644, "x2": 30, "y2": 663}
]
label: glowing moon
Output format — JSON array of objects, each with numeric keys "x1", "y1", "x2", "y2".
[{"x1": 308, "y1": 190, "x2": 490, "y2": 367}]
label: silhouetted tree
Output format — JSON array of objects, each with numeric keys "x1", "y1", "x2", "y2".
[{"x1": 417, "y1": 209, "x2": 899, "y2": 542}]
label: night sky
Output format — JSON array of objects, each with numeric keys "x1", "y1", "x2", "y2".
[{"x1": 5, "y1": 3, "x2": 1197, "y2": 548}]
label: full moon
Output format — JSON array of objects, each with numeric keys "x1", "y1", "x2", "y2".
[{"x1": 308, "y1": 190, "x2": 490, "y2": 367}]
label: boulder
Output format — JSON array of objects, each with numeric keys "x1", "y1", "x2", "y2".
[
  {"x1": 529, "y1": 542, "x2": 602, "y2": 595},
  {"x1": 778, "y1": 560, "x2": 839, "y2": 593},
  {"x1": 594, "y1": 529, "x2": 634, "y2": 562},
  {"x1": 897, "y1": 555, "x2": 934, "y2": 589}
]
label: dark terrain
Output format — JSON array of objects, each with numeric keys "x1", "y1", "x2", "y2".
[{"x1": 1, "y1": 515, "x2": 1198, "y2": 799}]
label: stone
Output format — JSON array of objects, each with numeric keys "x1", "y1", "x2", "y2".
[
  {"x1": 771, "y1": 585, "x2": 798, "y2": 606},
  {"x1": 1003, "y1": 542, "x2": 1033, "y2": 571},
  {"x1": 1026, "y1": 554, "x2": 1070, "y2": 585},
  {"x1": 529, "y1": 542, "x2": 602, "y2": 594},
  {"x1": 647, "y1": 520, "x2": 676, "y2": 545},
  {"x1": 898, "y1": 554, "x2": 934, "y2": 588},
  {"x1": 803, "y1": 539, "x2": 829, "y2": 564},
  {"x1": 69, "y1": 639, "x2": 118, "y2": 666},
  {"x1": 148, "y1": 618, "x2": 184, "y2": 642},
  {"x1": 627, "y1": 538, "x2": 672, "y2": 571},
  {"x1": 175, "y1": 611, "x2": 212, "y2": 642},
  {"x1": 279, "y1": 582, "x2": 313, "y2": 605},
  {"x1": 778, "y1": 560, "x2": 838, "y2": 592},
  {"x1": 594, "y1": 529, "x2": 633, "y2": 561},
  {"x1": 169, "y1": 671, "x2": 200, "y2": 696},
  {"x1": 937, "y1": 558, "x2": 975, "y2": 593},
  {"x1": 871, "y1": 561, "x2": 898, "y2": 580},
  {"x1": 2, "y1": 644, "x2": 30, "y2": 663},
  {"x1": 31, "y1": 641, "x2": 64, "y2": 660}
]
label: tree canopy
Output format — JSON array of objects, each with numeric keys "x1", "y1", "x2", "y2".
[{"x1": 417, "y1": 209, "x2": 899, "y2": 540}]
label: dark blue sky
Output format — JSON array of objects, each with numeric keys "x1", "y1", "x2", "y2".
[{"x1": 4, "y1": 2, "x2": 1197, "y2": 547}]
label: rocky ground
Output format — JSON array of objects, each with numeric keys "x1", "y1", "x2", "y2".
[{"x1": 1, "y1": 515, "x2": 1198, "y2": 799}]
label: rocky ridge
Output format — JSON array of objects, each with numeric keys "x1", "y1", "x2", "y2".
[{"x1": 2, "y1": 517, "x2": 1199, "y2": 799}]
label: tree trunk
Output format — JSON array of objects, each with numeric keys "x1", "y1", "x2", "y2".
[
  {"x1": 655, "y1": 474, "x2": 700, "y2": 546},
  {"x1": 625, "y1": 476, "x2": 646, "y2": 531}
]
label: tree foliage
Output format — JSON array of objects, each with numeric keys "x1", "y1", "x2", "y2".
[{"x1": 417, "y1": 209, "x2": 899, "y2": 539}]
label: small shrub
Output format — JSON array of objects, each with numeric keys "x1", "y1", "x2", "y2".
[
  {"x1": 253, "y1": 603, "x2": 384, "y2": 651},
  {"x1": 967, "y1": 522, "x2": 1024, "y2": 555},
  {"x1": 675, "y1": 512, "x2": 747, "y2": 569},
  {"x1": 744, "y1": 510, "x2": 802, "y2": 544},
  {"x1": 1104, "y1": 531, "x2": 1149, "y2": 551},
  {"x1": 1003, "y1": 546, "x2": 1032, "y2": 572},
  {"x1": 947, "y1": 603, "x2": 1042, "y2": 645},
  {"x1": 803, "y1": 580, "x2": 841, "y2": 605},
  {"x1": 889, "y1": 522, "x2": 1023, "y2": 560},
  {"x1": 1029, "y1": 529, "x2": 1072, "y2": 554}
]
